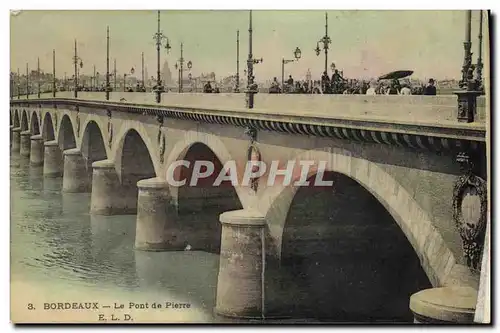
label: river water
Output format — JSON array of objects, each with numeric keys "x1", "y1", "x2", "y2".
[
  {"x1": 10, "y1": 153, "x2": 247, "y2": 324},
  {"x1": 10, "y1": 151, "x2": 417, "y2": 324}
]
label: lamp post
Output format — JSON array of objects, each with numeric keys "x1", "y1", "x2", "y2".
[
  {"x1": 113, "y1": 58, "x2": 117, "y2": 92},
  {"x1": 174, "y1": 43, "x2": 192, "y2": 93},
  {"x1": 281, "y1": 47, "x2": 302, "y2": 93},
  {"x1": 314, "y1": 12, "x2": 331, "y2": 76},
  {"x1": 73, "y1": 39, "x2": 84, "y2": 98},
  {"x1": 106, "y1": 26, "x2": 110, "y2": 100},
  {"x1": 454, "y1": 10, "x2": 482, "y2": 123},
  {"x1": 26, "y1": 63, "x2": 29, "y2": 99},
  {"x1": 246, "y1": 10, "x2": 263, "y2": 109},
  {"x1": 52, "y1": 49, "x2": 56, "y2": 97},
  {"x1": 153, "y1": 10, "x2": 172, "y2": 103},
  {"x1": 476, "y1": 10, "x2": 484, "y2": 93},
  {"x1": 141, "y1": 52, "x2": 145, "y2": 90},
  {"x1": 17, "y1": 68, "x2": 20, "y2": 99},
  {"x1": 235, "y1": 29, "x2": 240, "y2": 93},
  {"x1": 37, "y1": 57, "x2": 41, "y2": 98}
]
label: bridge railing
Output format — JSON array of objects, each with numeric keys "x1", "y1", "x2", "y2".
[{"x1": 12, "y1": 91, "x2": 487, "y2": 125}]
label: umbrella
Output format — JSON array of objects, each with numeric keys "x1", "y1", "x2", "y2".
[{"x1": 378, "y1": 70, "x2": 414, "y2": 80}]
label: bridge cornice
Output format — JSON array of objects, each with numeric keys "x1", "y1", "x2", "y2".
[{"x1": 11, "y1": 98, "x2": 486, "y2": 153}]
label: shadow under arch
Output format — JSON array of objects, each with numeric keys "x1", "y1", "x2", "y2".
[
  {"x1": 81, "y1": 120, "x2": 107, "y2": 165},
  {"x1": 42, "y1": 113, "x2": 55, "y2": 141},
  {"x1": 172, "y1": 142, "x2": 243, "y2": 254},
  {"x1": 260, "y1": 149, "x2": 457, "y2": 288},
  {"x1": 164, "y1": 130, "x2": 250, "y2": 209},
  {"x1": 30, "y1": 111, "x2": 40, "y2": 135},
  {"x1": 116, "y1": 129, "x2": 157, "y2": 214},
  {"x1": 57, "y1": 114, "x2": 76, "y2": 151},
  {"x1": 21, "y1": 110, "x2": 28, "y2": 131},
  {"x1": 274, "y1": 171, "x2": 432, "y2": 322}
]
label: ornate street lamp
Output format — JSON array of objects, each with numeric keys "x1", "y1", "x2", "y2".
[
  {"x1": 52, "y1": 49, "x2": 56, "y2": 98},
  {"x1": 26, "y1": 63, "x2": 29, "y2": 99},
  {"x1": 314, "y1": 12, "x2": 331, "y2": 75},
  {"x1": 17, "y1": 68, "x2": 20, "y2": 99},
  {"x1": 153, "y1": 10, "x2": 172, "y2": 103},
  {"x1": 235, "y1": 30, "x2": 240, "y2": 93},
  {"x1": 175, "y1": 43, "x2": 193, "y2": 93},
  {"x1": 476, "y1": 10, "x2": 484, "y2": 93},
  {"x1": 281, "y1": 46, "x2": 301, "y2": 93},
  {"x1": 73, "y1": 39, "x2": 84, "y2": 98},
  {"x1": 454, "y1": 10, "x2": 482, "y2": 123},
  {"x1": 37, "y1": 57, "x2": 41, "y2": 98},
  {"x1": 106, "y1": 26, "x2": 110, "y2": 100},
  {"x1": 245, "y1": 10, "x2": 263, "y2": 109}
]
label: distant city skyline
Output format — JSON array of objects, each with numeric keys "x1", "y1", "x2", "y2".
[{"x1": 10, "y1": 10, "x2": 489, "y2": 81}]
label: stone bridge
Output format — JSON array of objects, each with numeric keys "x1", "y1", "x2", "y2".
[{"x1": 10, "y1": 92, "x2": 488, "y2": 322}]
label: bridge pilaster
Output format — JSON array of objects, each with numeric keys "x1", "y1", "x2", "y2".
[
  {"x1": 63, "y1": 148, "x2": 92, "y2": 193},
  {"x1": 43, "y1": 141, "x2": 63, "y2": 177},
  {"x1": 11, "y1": 127, "x2": 21, "y2": 153},
  {"x1": 135, "y1": 178, "x2": 182, "y2": 251},
  {"x1": 215, "y1": 209, "x2": 266, "y2": 319},
  {"x1": 20, "y1": 131, "x2": 31, "y2": 157},
  {"x1": 29, "y1": 135, "x2": 44, "y2": 166}
]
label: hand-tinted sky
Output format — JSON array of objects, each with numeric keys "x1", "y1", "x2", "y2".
[{"x1": 10, "y1": 10, "x2": 488, "y2": 81}]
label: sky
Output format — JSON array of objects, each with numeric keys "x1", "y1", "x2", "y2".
[{"x1": 10, "y1": 10, "x2": 489, "y2": 81}]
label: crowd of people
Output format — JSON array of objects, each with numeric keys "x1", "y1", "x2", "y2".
[{"x1": 269, "y1": 70, "x2": 438, "y2": 96}]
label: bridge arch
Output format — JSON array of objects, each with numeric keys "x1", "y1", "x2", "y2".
[
  {"x1": 57, "y1": 114, "x2": 76, "y2": 151},
  {"x1": 42, "y1": 112, "x2": 55, "y2": 141},
  {"x1": 79, "y1": 116, "x2": 110, "y2": 159},
  {"x1": 30, "y1": 111, "x2": 40, "y2": 135},
  {"x1": 165, "y1": 130, "x2": 251, "y2": 208},
  {"x1": 20, "y1": 109, "x2": 29, "y2": 131},
  {"x1": 114, "y1": 128, "x2": 157, "y2": 214},
  {"x1": 113, "y1": 122, "x2": 160, "y2": 179},
  {"x1": 80, "y1": 120, "x2": 108, "y2": 165},
  {"x1": 259, "y1": 148, "x2": 458, "y2": 320}
]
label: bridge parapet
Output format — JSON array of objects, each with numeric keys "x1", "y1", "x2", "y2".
[
  {"x1": 16, "y1": 91, "x2": 487, "y2": 125},
  {"x1": 11, "y1": 94, "x2": 486, "y2": 154}
]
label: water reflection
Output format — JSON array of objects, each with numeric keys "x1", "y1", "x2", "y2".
[{"x1": 10, "y1": 155, "x2": 225, "y2": 323}]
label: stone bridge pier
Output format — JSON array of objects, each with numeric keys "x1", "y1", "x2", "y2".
[{"x1": 9, "y1": 93, "x2": 489, "y2": 323}]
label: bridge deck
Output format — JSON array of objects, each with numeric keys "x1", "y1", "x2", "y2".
[{"x1": 13, "y1": 92, "x2": 487, "y2": 138}]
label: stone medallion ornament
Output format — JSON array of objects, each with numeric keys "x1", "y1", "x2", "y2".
[{"x1": 452, "y1": 173, "x2": 487, "y2": 270}]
